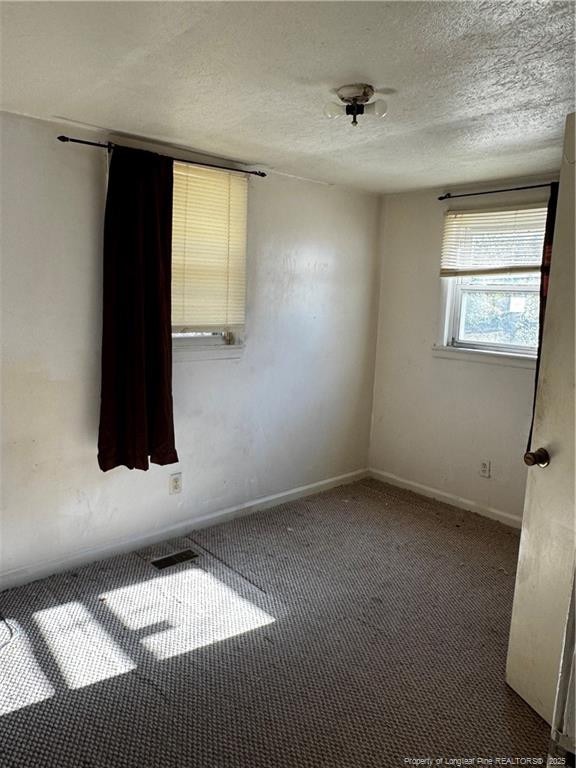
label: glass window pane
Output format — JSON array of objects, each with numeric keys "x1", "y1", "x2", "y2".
[{"x1": 458, "y1": 289, "x2": 540, "y2": 348}]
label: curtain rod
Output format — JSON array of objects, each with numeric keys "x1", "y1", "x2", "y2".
[
  {"x1": 438, "y1": 183, "x2": 551, "y2": 201},
  {"x1": 57, "y1": 135, "x2": 267, "y2": 178}
]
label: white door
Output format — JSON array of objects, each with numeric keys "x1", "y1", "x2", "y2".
[{"x1": 506, "y1": 112, "x2": 575, "y2": 724}]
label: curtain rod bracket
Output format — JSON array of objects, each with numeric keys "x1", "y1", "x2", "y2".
[{"x1": 57, "y1": 135, "x2": 266, "y2": 177}]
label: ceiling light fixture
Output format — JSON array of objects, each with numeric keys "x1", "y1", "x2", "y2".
[{"x1": 324, "y1": 84, "x2": 387, "y2": 126}]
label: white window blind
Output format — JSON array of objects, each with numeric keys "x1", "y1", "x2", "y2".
[
  {"x1": 172, "y1": 162, "x2": 247, "y2": 332},
  {"x1": 440, "y1": 205, "x2": 547, "y2": 277}
]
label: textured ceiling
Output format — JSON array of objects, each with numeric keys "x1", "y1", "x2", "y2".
[{"x1": 1, "y1": 1, "x2": 574, "y2": 192}]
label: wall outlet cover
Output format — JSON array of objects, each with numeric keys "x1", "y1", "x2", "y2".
[
  {"x1": 169, "y1": 473, "x2": 182, "y2": 494},
  {"x1": 479, "y1": 460, "x2": 491, "y2": 479}
]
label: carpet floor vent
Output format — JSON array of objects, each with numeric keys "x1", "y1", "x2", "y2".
[{"x1": 151, "y1": 549, "x2": 199, "y2": 570}]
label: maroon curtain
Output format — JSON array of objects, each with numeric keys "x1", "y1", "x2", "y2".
[
  {"x1": 526, "y1": 181, "x2": 559, "y2": 452},
  {"x1": 98, "y1": 147, "x2": 179, "y2": 471}
]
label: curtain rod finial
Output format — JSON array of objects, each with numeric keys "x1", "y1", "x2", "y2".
[
  {"x1": 57, "y1": 135, "x2": 70, "y2": 143},
  {"x1": 438, "y1": 192, "x2": 451, "y2": 200}
]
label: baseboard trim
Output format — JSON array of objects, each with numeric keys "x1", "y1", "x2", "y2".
[
  {"x1": 368, "y1": 468, "x2": 522, "y2": 529},
  {"x1": 0, "y1": 466, "x2": 521, "y2": 591},
  {"x1": 0, "y1": 468, "x2": 368, "y2": 592}
]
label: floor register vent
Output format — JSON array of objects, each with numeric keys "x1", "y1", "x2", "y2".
[{"x1": 151, "y1": 549, "x2": 199, "y2": 570}]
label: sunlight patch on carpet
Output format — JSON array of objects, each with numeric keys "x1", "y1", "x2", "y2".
[{"x1": 101, "y1": 569, "x2": 275, "y2": 660}]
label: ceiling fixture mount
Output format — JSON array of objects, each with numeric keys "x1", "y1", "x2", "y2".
[{"x1": 324, "y1": 84, "x2": 387, "y2": 126}]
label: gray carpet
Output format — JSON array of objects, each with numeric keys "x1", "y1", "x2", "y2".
[{"x1": 0, "y1": 479, "x2": 548, "y2": 767}]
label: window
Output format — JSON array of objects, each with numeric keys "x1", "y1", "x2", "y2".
[
  {"x1": 440, "y1": 205, "x2": 547, "y2": 356},
  {"x1": 171, "y1": 162, "x2": 248, "y2": 345}
]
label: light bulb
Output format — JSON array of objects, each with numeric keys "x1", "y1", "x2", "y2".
[
  {"x1": 324, "y1": 102, "x2": 346, "y2": 119},
  {"x1": 364, "y1": 100, "x2": 388, "y2": 118}
]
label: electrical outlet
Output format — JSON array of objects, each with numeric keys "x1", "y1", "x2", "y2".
[
  {"x1": 479, "y1": 460, "x2": 491, "y2": 479},
  {"x1": 169, "y1": 473, "x2": 182, "y2": 495}
]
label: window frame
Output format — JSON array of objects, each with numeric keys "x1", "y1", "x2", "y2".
[
  {"x1": 445, "y1": 274, "x2": 540, "y2": 357},
  {"x1": 439, "y1": 202, "x2": 547, "y2": 359},
  {"x1": 170, "y1": 162, "x2": 248, "y2": 352}
]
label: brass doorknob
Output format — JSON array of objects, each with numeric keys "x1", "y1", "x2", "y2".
[{"x1": 523, "y1": 448, "x2": 550, "y2": 467}]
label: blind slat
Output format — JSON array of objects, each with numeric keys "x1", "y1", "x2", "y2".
[
  {"x1": 440, "y1": 206, "x2": 547, "y2": 277},
  {"x1": 172, "y1": 162, "x2": 247, "y2": 330}
]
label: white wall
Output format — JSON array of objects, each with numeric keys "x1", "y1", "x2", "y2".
[
  {"x1": 0, "y1": 112, "x2": 380, "y2": 588},
  {"x1": 369, "y1": 186, "x2": 553, "y2": 526}
]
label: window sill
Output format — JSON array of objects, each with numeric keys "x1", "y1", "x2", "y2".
[
  {"x1": 173, "y1": 339, "x2": 245, "y2": 363},
  {"x1": 432, "y1": 345, "x2": 536, "y2": 369}
]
